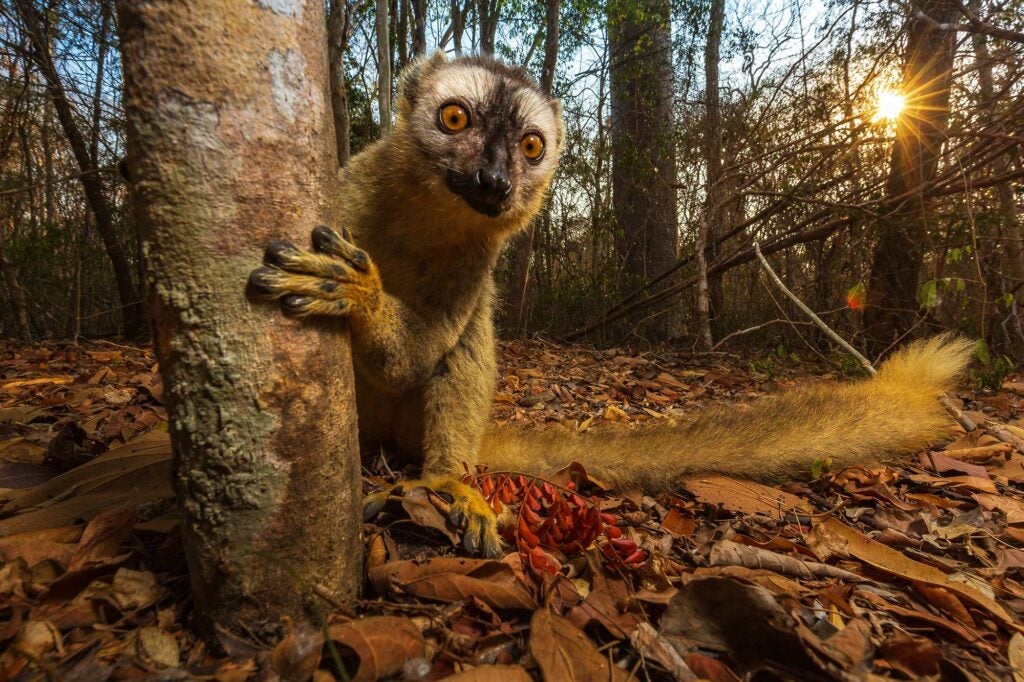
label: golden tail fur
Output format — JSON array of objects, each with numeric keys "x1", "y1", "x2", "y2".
[{"x1": 479, "y1": 335, "x2": 976, "y2": 487}]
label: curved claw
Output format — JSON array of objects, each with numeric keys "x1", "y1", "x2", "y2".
[{"x1": 364, "y1": 477, "x2": 505, "y2": 558}]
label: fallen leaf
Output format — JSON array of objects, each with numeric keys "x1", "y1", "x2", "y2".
[
  {"x1": 682, "y1": 475, "x2": 813, "y2": 516},
  {"x1": 369, "y1": 557, "x2": 535, "y2": 610},
  {"x1": 529, "y1": 608, "x2": 631, "y2": 682},
  {"x1": 326, "y1": 616, "x2": 425, "y2": 682},
  {"x1": 811, "y1": 518, "x2": 1016, "y2": 626},
  {"x1": 271, "y1": 616, "x2": 323, "y2": 682},
  {"x1": 137, "y1": 626, "x2": 179, "y2": 668},
  {"x1": 445, "y1": 665, "x2": 533, "y2": 681}
]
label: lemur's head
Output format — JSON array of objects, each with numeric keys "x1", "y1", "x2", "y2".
[{"x1": 395, "y1": 53, "x2": 564, "y2": 230}]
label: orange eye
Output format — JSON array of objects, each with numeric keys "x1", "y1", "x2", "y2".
[
  {"x1": 439, "y1": 103, "x2": 470, "y2": 132},
  {"x1": 521, "y1": 133, "x2": 545, "y2": 161}
]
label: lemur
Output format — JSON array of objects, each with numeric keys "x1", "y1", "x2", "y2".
[{"x1": 249, "y1": 53, "x2": 974, "y2": 557}]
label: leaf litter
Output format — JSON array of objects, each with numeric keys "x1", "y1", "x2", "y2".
[{"x1": 1, "y1": 339, "x2": 1023, "y2": 679}]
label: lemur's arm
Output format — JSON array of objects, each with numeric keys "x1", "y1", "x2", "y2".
[{"x1": 248, "y1": 225, "x2": 456, "y2": 392}]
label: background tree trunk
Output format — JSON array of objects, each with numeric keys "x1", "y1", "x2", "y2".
[
  {"x1": 608, "y1": 0, "x2": 680, "y2": 341},
  {"x1": 452, "y1": 0, "x2": 466, "y2": 55},
  {"x1": 117, "y1": 0, "x2": 362, "y2": 638},
  {"x1": 501, "y1": 0, "x2": 559, "y2": 336},
  {"x1": 328, "y1": 0, "x2": 352, "y2": 166},
  {"x1": 863, "y1": 0, "x2": 957, "y2": 355},
  {"x1": 376, "y1": 0, "x2": 394, "y2": 134},
  {"x1": 477, "y1": 0, "x2": 500, "y2": 54},
  {"x1": 412, "y1": 0, "x2": 428, "y2": 56},
  {"x1": 696, "y1": 0, "x2": 724, "y2": 349},
  {"x1": 14, "y1": 0, "x2": 144, "y2": 338}
]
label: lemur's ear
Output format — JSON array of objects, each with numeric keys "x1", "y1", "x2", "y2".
[
  {"x1": 397, "y1": 52, "x2": 448, "y2": 117},
  {"x1": 549, "y1": 99, "x2": 566, "y2": 153}
]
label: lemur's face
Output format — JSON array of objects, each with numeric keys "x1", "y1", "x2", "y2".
[{"x1": 399, "y1": 55, "x2": 564, "y2": 224}]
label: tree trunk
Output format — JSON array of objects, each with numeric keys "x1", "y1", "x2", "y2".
[
  {"x1": 863, "y1": 0, "x2": 956, "y2": 356},
  {"x1": 608, "y1": 0, "x2": 679, "y2": 341},
  {"x1": 398, "y1": 0, "x2": 410, "y2": 70},
  {"x1": 412, "y1": 0, "x2": 428, "y2": 55},
  {"x1": 477, "y1": 0, "x2": 500, "y2": 54},
  {"x1": 117, "y1": 0, "x2": 362, "y2": 638},
  {"x1": 14, "y1": 0, "x2": 144, "y2": 338},
  {"x1": 376, "y1": 0, "x2": 394, "y2": 134},
  {"x1": 90, "y1": 0, "x2": 112, "y2": 166},
  {"x1": 328, "y1": 0, "x2": 352, "y2": 166},
  {"x1": 452, "y1": 0, "x2": 465, "y2": 55},
  {"x1": 501, "y1": 0, "x2": 559, "y2": 336},
  {"x1": 697, "y1": 0, "x2": 724, "y2": 349}
]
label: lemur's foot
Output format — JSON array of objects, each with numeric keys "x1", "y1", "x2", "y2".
[
  {"x1": 363, "y1": 476, "x2": 504, "y2": 558},
  {"x1": 249, "y1": 225, "x2": 381, "y2": 318}
]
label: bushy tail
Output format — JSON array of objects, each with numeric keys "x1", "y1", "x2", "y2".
[{"x1": 479, "y1": 335, "x2": 976, "y2": 488}]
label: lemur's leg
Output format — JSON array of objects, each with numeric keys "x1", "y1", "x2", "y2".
[
  {"x1": 249, "y1": 225, "x2": 455, "y2": 391},
  {"x1": 364, "y1": 297, "x2": 503, "y2": 557}
]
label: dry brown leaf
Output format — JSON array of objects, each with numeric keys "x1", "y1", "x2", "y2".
[
  {"x1": 368, "y1": 557, "x2": 536, "y2": 610},
  {"x1": 1008, "y1": 632, "x2": 1024, "y2": 682},
  {"x1": 271, "y1": 616, "x2": 323, "y2": 682},
  {"x1": 709, "y1": 540, "x2": 865, "y2": 582},
  {"x1": 109, "y1": 568, "x2": 165, "y2": 611},
  {"x1": 401, "y1": 486, "x2": 460, "y2": 544},
  {"x1": 681, "y1": 475, "x2": 813, "y2": 516},
  {"x1": 811, "y1": 518, "x2": 1017, "y2": 626},
  {"x1": 445, "y1": 665, "x2": 534, "y2": 681},
  {"x1": 530, "y1": 608, "x2": 632, "y2": 682},
  {"x1": 137, "y1": 626, "x2": 179, "y2": 668},
  {"x1": 630, "y1": 621, "x2": 696, "y2": 680},
  {"x1": 973, "y1": 493, "x2": 1024, "y2": 524},
  {"x1": 876, "y1": 634, "x2": 943, "y2": 678},
  {"x1": 326, "y1": 615, "x2": 425, "y2": 682},
  {"x1": 68, "y1": 503, "x2": 136, "y2": 571}
]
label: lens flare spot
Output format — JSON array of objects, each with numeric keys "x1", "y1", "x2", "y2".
[{"x1": 873, "y1": 91, "x2": 905, "y2": 122}]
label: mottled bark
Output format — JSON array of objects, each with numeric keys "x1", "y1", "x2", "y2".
[
  {"x1": 117, "y1": 0, "x2": 361, "y2": 638},
  {"x1": 502, "y1": 0, "x2": 559, "y2": 336},
  {"x1": 608, "y1": 0, "x2": 680, "y2": 340},
  {"x1": 328, "y1": 0, "x2": 352, "y2": 166},
  {"x1": 864, "y1": 0, "x2": 956, "y2": 355},
  {"x1": 14, "y1": 0, "x2": 144, "y2": 338}
]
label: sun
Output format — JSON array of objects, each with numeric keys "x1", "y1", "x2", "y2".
[{"x1": 873, "y1": 91, "x2": 905, "y2": 122}]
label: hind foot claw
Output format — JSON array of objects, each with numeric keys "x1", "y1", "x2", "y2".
[{"x1": 363, "y1": 476, "x2": 503, "y2": 558}]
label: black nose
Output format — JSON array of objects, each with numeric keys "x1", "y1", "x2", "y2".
[{"x1": 474, "y1": 168, "x2": 512, "y2": 200}]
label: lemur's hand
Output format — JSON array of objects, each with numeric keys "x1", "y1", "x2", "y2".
[
  {"x1": 249, "y1": 225, "x2": 381, "y2": 318},
  {"x1": 364, "y1": 476, "x2": 504, "y2": 559}
]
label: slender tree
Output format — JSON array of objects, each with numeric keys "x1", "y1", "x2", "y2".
[
  {"x1": 376, "y1": 0, "x2": 394, "y2": 133},
  {"x1": 697, "y1": 0, "x2": 725, "y2": 349},
  {"x1": 117, "y1": 0, "x2": 362, "y2": 637},
  {"x1": 328, "y1": 0, "x2": 353, "y2": 165}
]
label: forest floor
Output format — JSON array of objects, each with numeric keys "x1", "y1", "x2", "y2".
[{"x1": 1, "y1": 339, "x2": 1023, "y2": 680}]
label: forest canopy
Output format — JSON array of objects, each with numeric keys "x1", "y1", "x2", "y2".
[{"x1": 0, "y1": 0, "x2": 1022, "y2": 359}]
